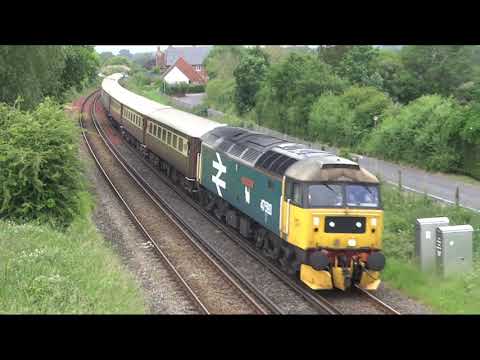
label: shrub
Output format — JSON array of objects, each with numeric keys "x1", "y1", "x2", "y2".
[
  {"x1": 0, "y1": 98, "x2": 83, "y2": 226},
  {"x1": 308, "y1": 85, "x2": 393, "y2": 149},
  {"x1": 364, "y1": 95, "x2": 464, "y2": 172},
  {"x1": 206, "y1": 78, "x2": 236, "y2": 112}
]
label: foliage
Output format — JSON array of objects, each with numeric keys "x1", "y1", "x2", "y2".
[
  {"x1": 380, "y1": 184, "x2": 480, "y2": 313},
  {"x1": 0, "y1": 98, "x2": 84, "y2": 226},
  {"x1": 206, "y1": 77, "x2": 236, "y2": 112},
  {"x1": 60, "y1": 46, "x2": 100, "y2": 94},
  {"x1": 233, "y1": 47, "x2": 270, "y2": 114},
  {"x1": 255, "y1": 52, "x2": 348, "y2": 137},
  {"x1": 0, "y1": 193, "x2": 145, "y2": 314},
  {"x1": 104, "y1": 56, "x2": 131, "y2": 67},
  {"x1": 398, "y1": 45, "x2": 477, "y2": 103},
  {"x1": 0, "y1": 46, "x2": 100, "y2": 110},
  {"x1": 317, "y1": 45, "x2": 353, "y2": 67},
  {"x1": 99, "y1": 51, "x2": 114, "y2": 65},
  {"x1": 364, "y1": 95, "x2": 464, "y2": 172},
  {"x1": 204, "y1": 45, "x2": 246, "y2": 80},
  {"x1": 337, "y1": 45, "x2": 383, "y2": 88}
]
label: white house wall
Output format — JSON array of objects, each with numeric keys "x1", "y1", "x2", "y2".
[{"x1": 164, "y1": 66, "x2": 190, "y2": 84}]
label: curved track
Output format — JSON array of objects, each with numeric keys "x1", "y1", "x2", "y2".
[
  {"x1": 81, "y1": 91, "x2": 281, "y2": 314},
  {"x1": 89, "y1": 88, "x2": 402, "y2": 315}
]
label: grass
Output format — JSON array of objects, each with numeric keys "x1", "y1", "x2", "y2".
[
  {"x1": 0, "y1": 192, "x2": 146, "y2": 314},
  {"x1": 381, "y1": 183, "x2": 480, "y2": 313}
]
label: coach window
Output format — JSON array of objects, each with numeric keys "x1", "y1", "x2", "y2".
[
  {"x1": 172, "y1": 134, "x2": 177, "y2": 149},
  {"x1": 161, "y1": 129, "x2": 166, "y2": 142},
  {"x1": 167, "y1": 132, "x2": 172, "y2": 145},
  {"x1": 148, "y1": 122, "x2": 152, "y2": 134},
  {"x1": 178, "y1": 138, "x2": 183, "y2": 152}
]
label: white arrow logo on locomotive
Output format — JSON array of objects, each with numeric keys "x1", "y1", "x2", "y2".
[{"x1": 212, "y1": 152, "x2": 227, "y2": 197}]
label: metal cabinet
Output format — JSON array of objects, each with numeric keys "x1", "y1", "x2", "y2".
[
  {"x1": 436, "y1": 225, "x2": 473, "y2": 277},
  {"x1": 415, "y1": 217, "x2": 450, "y2": 272}
]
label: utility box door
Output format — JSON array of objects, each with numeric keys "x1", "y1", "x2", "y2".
[
  {"x1": 436, "y1": 225, "x2": 473, "y2": 277},
  {"x1": 415, "y1": 217, "x2": 450, "y2": 272}
]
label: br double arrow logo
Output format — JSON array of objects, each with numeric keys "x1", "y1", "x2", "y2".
[{"x1": 212, "y1": 152, "x2": 226, "y2": 197}]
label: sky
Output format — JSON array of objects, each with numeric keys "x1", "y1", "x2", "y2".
[{"x1": 94, "y1": 45, "x2": 324, "y2": 55}]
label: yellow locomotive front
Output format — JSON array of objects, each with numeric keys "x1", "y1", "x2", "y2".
[{"x1": 280, "y1": 157, "x2": 385, "y2": 291}]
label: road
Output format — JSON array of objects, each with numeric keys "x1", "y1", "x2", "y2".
[
  {"x1": 172, "y1": 93, "x2": 205, "y2": 109},
  {"x1": 173, "y1": 93, "x2": 480, "y2": 212},
  {"x1": 357, "y1": 156, "x2": 480, "y2": 212}
]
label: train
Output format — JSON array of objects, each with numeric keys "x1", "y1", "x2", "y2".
[{"x1": 100, "y1": 73, "x2": 386, "y2": 291}]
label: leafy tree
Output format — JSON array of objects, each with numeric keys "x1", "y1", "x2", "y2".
[
  {"x1": 337, "y1": 45, "x2": 383, "y2": 88},
  {"x1": 364, "y1": 95, "x2": 464, "y2": 171},
  {"x1": 398, "y1": 45, "x2": 477, "y2": 103},
  {"x1": 0, "y1": 98, "x2": 84, "y2": 226},
  {"x1": 60, "y1": 46, "x2": 99, "y2": 94},
  {"x1": 317, "y1": 45, "x2": 353, "y2": 67},
  {"x1": 119, "y1": 49, "x2": 133, "y2": 59},
  {"x1": 255, "y1": 53, "x2": 347, "y2": 137},
  {"x1": 205, "y1": 78, "x2": 236, "y2": 112},
  {"x1": 308, "y1": 85, "x2": 393, "y2": 148},
  {"x1": 0, "y1": 46, "x2": 66, "y2": 109},
  {"x1": 99, "y1": 51, "x2": 114, "y2": 65},
  {"x1": 204, "y1": 46, "x2": 246, "y2": 80},
  {"x1": 233, "y1": 48, "x2": 270, "y2": 114},
  {"x1": 104, "y1": 56, "x2": 131, "y2": 67}
]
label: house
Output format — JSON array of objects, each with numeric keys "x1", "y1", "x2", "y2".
[
  {"x1": 156, "y1": 46, "x2": 213, "y2": 82},
  {"x1": 161, "y1": 57, "x2": 207, "y2": 85}
]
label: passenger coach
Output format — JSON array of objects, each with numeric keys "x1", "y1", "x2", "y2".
[{"x1": 101, "y1": 73, "x2": 224, "y2": 189}]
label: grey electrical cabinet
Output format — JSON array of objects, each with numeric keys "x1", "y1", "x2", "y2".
[
  {"x1": 436, "y1": 225, "x2": 473, "y2": 277},
  {"x1": 415, "y1": 217, "x2": 450, "y2": 272}
]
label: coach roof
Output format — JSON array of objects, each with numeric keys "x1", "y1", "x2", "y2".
[{"x1": 101, "y1": 73, "x2": 224, "y2": 138}]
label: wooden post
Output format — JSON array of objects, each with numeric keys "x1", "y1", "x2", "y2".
[
  {"x1": 455, "y1": 186, "x2": 460, "y2": 206},
  {"x1": 398, "y1": 170, "x2": 402, "y2": 191}
]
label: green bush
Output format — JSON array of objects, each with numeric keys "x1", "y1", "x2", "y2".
[
  {"x1": 206, "y1": 78, "x2": 236, "y2": 112},
  {"x1": 364, "y1": 95, "x2": 464, "y2": 172},
  {"x1": 0, "y1": 98, "x2": 83, "y2": 226},
  {"x1": 308, "y1": 85, "x2": 393, "y2": 148}
]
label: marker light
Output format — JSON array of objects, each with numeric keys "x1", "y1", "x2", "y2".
[
  {"x1": 348, "y1": 239, "x2": 357, "y2": 247},
  {"x1": 371, "y1": 218, "x2": 377, "y2": 227}
]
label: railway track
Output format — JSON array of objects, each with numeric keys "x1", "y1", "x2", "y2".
[
  {"x1": 81, "y1": 91, "x2": 283, "y2": 315},
  {"x1": 90, "y1": 89, "x2": 402, "y2": 315}
]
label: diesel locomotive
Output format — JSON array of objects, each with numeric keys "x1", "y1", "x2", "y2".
[{"x1": 100, "y1": 73, "x2": 385, "y2": 291}]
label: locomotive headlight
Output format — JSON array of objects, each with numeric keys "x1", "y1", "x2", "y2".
[
  {"x1": 355, "y1": 221, "x2": 362, "y2": 229},
  {"x1": 347, "y1": 239, "x2": 357, "y2": 247},
  {"x1": 329, "y1": 221, "x2": 336, "y2": 228},
  {"x1": 371, "y1": 218, "x2": 377, "y2": 227}
]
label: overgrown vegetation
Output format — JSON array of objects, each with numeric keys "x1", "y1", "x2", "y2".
[
  {"x1": 204, "y1": 45, "x2": 480, "y2": 179},
  {"x1": 381, "y1": 184, "x2": 480, "y2": 313},
  {"x1": 0, "y1": 99, "x2": 84, "y2": 227},
  {"x1": 0, "y1": 193, "x2": 145, "y2": 314},
  {"x1": 0, "y1": 46, "x2": 99, "y2": 110}
]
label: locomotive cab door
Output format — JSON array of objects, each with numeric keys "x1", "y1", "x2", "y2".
[{"x1": 281, "y1": 178, "x2": 307, "y2": 248}]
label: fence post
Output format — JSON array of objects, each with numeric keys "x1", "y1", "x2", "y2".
[
  {"x1": 398, "y1": 170, "x2": 402, "y2": 191},
  {"x1": 455, "y1": 186, "x2": 460, "y2": 206}
]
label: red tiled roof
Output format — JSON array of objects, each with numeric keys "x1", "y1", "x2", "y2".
[{"x1": 163, "y1": 57, "x2": 206, "y2": 84}]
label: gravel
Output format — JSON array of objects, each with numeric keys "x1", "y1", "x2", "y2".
[{"x1": 91, "y1": 99, "x2": 436, "y2": 315}]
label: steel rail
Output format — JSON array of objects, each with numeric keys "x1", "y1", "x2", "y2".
[
  {"x1": 93, "y1": 93, "x2": 343, "y2": 315},
  {"x1": 88, "y1": 92, "x2": 280, "y2": 315},
  {"x1": 81, "y1": 91, "x2": 211, "y2": 314},
  {"x1": 354, "y1": 285, "x2": 402, "y2": 315}
]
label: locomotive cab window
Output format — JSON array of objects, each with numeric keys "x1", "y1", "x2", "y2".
[{"x1": 285, "y1": 180, "x2": 303, "y2": 206}]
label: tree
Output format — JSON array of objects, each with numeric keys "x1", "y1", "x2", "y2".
[
  {"x1": 99, "y1": 51, "x2": 114, "y2": 65},
  {"x1": 337, "y1": 45, "x2": 383, "y2": 88},
  {"x1": 60, "y1": 46, "x2": 100, "y2": 93},
  {"x1": 255, "y1": 53, "x2": 347, "y2": 137},
  {"x1": 233, "y1": 48, "x2": 270, "y2": 114},
  {"x1": 399, "y1": 45, "x2": 476, "y2": 102},
  {"x1": 204, "y1": 46, "x2": 246, "y2": 80},
  {"x1": 317, "y1": 45, "x2": 353, "y2": 68},
  {"x1": 0, "y1": 46, "x2": 66, "y2": 109},
  {"x1": 119, "y1": 49, "x2": 133, "y2": 59}
]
